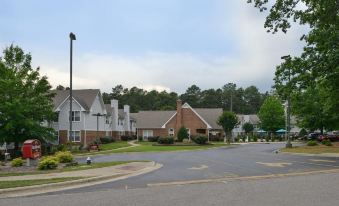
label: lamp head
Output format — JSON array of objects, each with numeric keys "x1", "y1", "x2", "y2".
[{"x1": 69, "y1": 32, "x2": 76, "y2": 40}]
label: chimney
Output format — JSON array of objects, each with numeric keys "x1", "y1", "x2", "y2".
[
  {"x1": 123, "y1": 105, "x2": 130, "y2": 132},
  {"x1": 176, "y1": 99, "x2": 182, "y2": 129},
  {"x1": 111, "y1": 99, "x2": 119, "y2": 131}
]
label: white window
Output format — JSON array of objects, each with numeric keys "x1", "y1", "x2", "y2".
[
  {"x1": 168, "y1": 128, "x2": 175, "y2": 136},
  {"x1": 55, "y1": 131, "x2": 59, "y2": 143},
  {"x1": 70, "y1": 111, "x2": 80, "y2": 122},
  {"x1": 143, "y1": 130, "x2": 153, "y2": 138},
  {"x1": 105, "y1": 116, "x2": 110, "y2": 124},
  {"x1": 69, "y1": 131, "x2": 81, "y2": 142}
]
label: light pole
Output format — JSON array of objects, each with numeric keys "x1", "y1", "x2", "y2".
[
  {"x1": 69, "y1": 32, "x2": 76, "y2": 141},
  {"x1": 281, "y1": 55, "x2": 292, "y2": 148},
  {"x1": 92, "y1": 113, "x2": 106, "y2": 139}
]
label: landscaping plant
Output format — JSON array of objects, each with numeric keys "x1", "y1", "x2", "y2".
[
  {"x1": 38, "y1": 156, "x2": 59, "y2": 170},
  {"x1": 158, "y1": 137, "x2": 174, "y2": 144},
  {"x1": 321, "y1": 140, "x2": 332, "y2": 147},
  {"x1": 307, "y1": 140, "x2": 318, "y2": 146},
  {"x1": 192, "y1": 136, "x2": 208, "y2": 145},
  {"x1": 11, "y1": 157, "x2": 24, "y2": 167},
  {"x1": 55, "y1": 151, "x2": 73, "y2": 163}
]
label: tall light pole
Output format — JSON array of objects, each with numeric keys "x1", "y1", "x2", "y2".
[
  {"x1": 69, "y1": 32, "x2": 76, "y2": 140},
  {"x1": 281, "y1": 55, "x2": 292, "y2": 148}
]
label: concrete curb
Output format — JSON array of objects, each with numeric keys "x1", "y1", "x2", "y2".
[
  {"x1": 0, "y1": 161, "x2": 162, "y2": 198},
  {"x1": 74, "y1": 141, "x2": 139, "y2": 157},
  {"x1": 280, "y1": 151, "x2": 339, "y2": 158}
]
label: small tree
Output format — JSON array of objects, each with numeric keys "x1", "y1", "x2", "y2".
[
  {"x1": 177, "y1": 126, "x2": 189, "y2": 142},
  {"x1": 217, "y1": 111, "x2": 238, "y2": 144},
  {"x1": 258, "y1": 96, "x2": 285, "y2": 137},
  {"x1": 243, "y1": 122, "x2": 254, "y2": 134}
]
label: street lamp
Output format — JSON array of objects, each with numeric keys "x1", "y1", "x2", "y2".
[
  {"x1": 69, "y1": 32, "x2": 76, "y2": 141},
  {"x1": 92, "y1": 113, "x2": 106, "y2": 139},
  {"x1": 281, "y1": 55, "x2": 292, "y2": 148}
]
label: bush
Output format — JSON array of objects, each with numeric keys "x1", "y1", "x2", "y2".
[
  {"x1": 177, "y1": 127, "x2": 189, "y2": 142},
  {"x1": 322, "y1": 140, "x2": 332, "y2": 146},
  {"x1": 55, "y1": 151, "x2": 73, "y2": 163},
  {"x1": 38, "y1": 156, "x2": 59, "y2": 170},
  {"x1": 307, "y1": 140, "x2": 318, "y2": 146},
  {"x1": 11, "y1": 157, "x2": 24, "y2": 167},
  {"x1": 57, "y1": 144, "x2": 66, "y2": 151},
  {"x1": 192, "y1": 136, "x2": 208, "y2": 145},
  {"x1": 121, "y1": 135, "x2": 130, "y2": 141},
  {"x1": 158, "y1": 136, "x2": 174, "y2": 144},
  {"x1": 137, "y1": 136, "x2": 143, "y2": 141},
  {"x1": 252, "y1": 135, "x2": 258, "y2": 142},
  {"x1": 100, "y1": 136, "x2": 115, "y2": 144},
  {"x1": 147, "y1": 136, "x2": 160, "y2": 142},
  {"x1": 209, "y1": 135, "x2": 223, "y2": 142}
]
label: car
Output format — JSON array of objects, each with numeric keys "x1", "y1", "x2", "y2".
[
  {"x1": 307, "y1": 133, "x2": 321, "y2": 141},
  {"x1": 318, "y1": 134, "x2": 328, "y2": 141},
  {"x1": 327, "y1": 134, "x2": 339, "y2": 142}
]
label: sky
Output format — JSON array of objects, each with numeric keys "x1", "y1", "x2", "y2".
[{"x1": 0, "y1": 0, "x2": 307, "y2": 94}]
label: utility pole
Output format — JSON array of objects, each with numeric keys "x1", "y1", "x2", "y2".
[{"x1": 281, "y1": 55, "x2": 292, "y2": 148}]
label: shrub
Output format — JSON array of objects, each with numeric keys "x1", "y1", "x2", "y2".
[
  {"x1": 137, "y1": 136, "x2": 143, "y2": 141},
  {"x1": 177, "y1": 127, "x2": 189, "y2": 142},
  {"x1": 57, "y1": 144, "x2": 66, "y2": 151},
  {"x1": 120, "y1": 135, "x2": 130, "y2": 141},
  {"x1": 252, "y1": 135, "x2": 258, "y2": 142},
  {"x1": 322, "y1": 140, "x2": 332, "y2": 146},
  {"x1": 11, "y1": 158, "x2": 24, "y2": 167},
  {"x1": 192, "y1": 136, "x2": 208, "y2": 145},
  {"x1": 307, "y1": 140, "x2": 318, "y2": 146},
  {"x1": 158, "y1": 136, "x2": 174, "y2": 144},
  {"x1": 100, "y1": 136, "x2": 115, "y2": 144},
  {"x1": 147, "y1": 136, "x2": 160, "y2": 142},
  {"x1": 55, "y1": 151, "x2": 73, "y2": 163},
  {"x1": 38, "y1": 156, "x2": 59, "y2": 170}
]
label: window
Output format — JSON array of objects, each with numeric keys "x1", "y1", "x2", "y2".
[
  {"x1": 70, "y1": 111, "x2": 80, "y2": 122},
  {"x1": 69, "y1": 131, "x2": 81, "y2": 142},
  {"x1": 168, "y1": 128, "x2": 175, "y2": 136},
  {"x1": 106, "y1": 116, "x2": 110, "y2": 124},
  {"x1": 143, "y1": 130, "x2": 153, "y2": 138},
  {"x1": 54, "y1": 131, "x2": 59, "y2": 142}
]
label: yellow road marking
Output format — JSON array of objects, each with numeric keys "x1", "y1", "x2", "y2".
[
  {"x1": 147, "y1": 168, "x2": 339, "y2": 187},
  {"x1": 256, "y1": 162, "x2": 292, "y2": 167},
  {"x1": 310, "y1": 159, "x2": 336, "y2": 163}
]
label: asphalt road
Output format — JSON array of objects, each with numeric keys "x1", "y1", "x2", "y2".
[
  {"x1": 2, "y1": 169, "x2": 339, "y2": 206},
  {"x1": 53, "y1": 143, "x2": 339, "y2": 193}
]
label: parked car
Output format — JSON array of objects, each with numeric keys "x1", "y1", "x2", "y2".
[
  {"x1": 327, "y1": 134, "x2": 339, "y2": 142},
  {"x1": 307, "y1": 133, "x2": 321, "y2": 141},
  {"x1": 318, "y1": 134, "x2": 328, "y2": 141}
]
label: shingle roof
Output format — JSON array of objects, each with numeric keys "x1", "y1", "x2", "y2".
[
  {"x1": 194, "y1": 108, "x2": 223, "y2": 129},
  {"x1": 135, "y1": 108, "x2": 223, "y2": 129},
  {"x1": 135, "y1": 111, "x2": 176, "y2": 128},
  {"x1": 52, "y1": 89, "x2": 100, "y2": 111}
]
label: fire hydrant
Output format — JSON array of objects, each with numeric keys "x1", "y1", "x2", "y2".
[{"x1": 86, "y1": 156, "x2": 92, "y2": 165}]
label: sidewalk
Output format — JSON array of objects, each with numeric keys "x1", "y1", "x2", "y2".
[{"x1": 0, "y1": 161, "x2": 162, "y2": 198}]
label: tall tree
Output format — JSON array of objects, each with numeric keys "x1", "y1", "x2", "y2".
[
  {"x1": 180, "y1": 85, "x2": 201, "y2": 108},
  {"x1": 217, "y1": 111, "x2": 239, "y2": 144},
  {"x1": 248, "y1": 0, "x2": 339, "y2": 129},
  {"x1": 0, "y1": 45, "x2": 55, "y2": 147},
  {"x1": 258, "y1": 96, "x2": 285, "y2": 135}
]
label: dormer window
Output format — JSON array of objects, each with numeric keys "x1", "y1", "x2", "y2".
[{"x1": 70, "y1": 111, "x2": 80, "y2": 122}]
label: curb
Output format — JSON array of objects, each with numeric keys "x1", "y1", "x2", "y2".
[
  {"x1": 280, "y1": 151, "x2": 339, "y2": 158},
  {"x1": 0, "y1": 161, "x2": 162, "y2": 198}
]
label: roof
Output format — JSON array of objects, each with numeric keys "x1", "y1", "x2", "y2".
[
  {"x1": 52, "y1": 89, "x2": 100, "y2": 111},
  {"x1": 194, "y1": 108, "x2": 223, "y2": 129},
  {"x1": 135, "y1": 107, "x2": 223, "y2": 129},
  {"x1": 135, "y1": 111, "x2": 176, "y2": 128}
]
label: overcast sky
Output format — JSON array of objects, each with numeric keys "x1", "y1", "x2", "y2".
[{"x1": 0, "y1": 0, "x2": 307, "y2": 94}]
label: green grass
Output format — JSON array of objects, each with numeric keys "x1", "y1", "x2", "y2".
[
  {"x1": 100, "y1": 141, "x2": 130, "y2": 150},
  {"x1": 0, "y1": 177, "x2": 84, "y2": 189},
  {"x1": 108, "y1": 141, "x2": 228, "y2": 153},
  {"x1": 0, "y1": 161, "x2": 144, "y2": 177}
]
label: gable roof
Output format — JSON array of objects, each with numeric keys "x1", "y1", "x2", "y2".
[
  {"x1": 194, "y1": 108, "x2": 223, "y2": 129},
  {"x1": 135, "y1": 111, "x2": 176, "y2": 128},
  {"x1": 52, "y1": 89, "x2": 100, "y2": 111}
]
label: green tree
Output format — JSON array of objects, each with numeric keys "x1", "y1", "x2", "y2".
[
  {"x1": 0, "y1": 45, "x2": 55, "y2": 148},
  {"x1": 243, "y1": 122, "x2": 254, "y2": 134},
  {"x1": 217, "y1": 111, "x2": 238, "y2": 144},
  {"x1": 248, "y1": 0, "x2": 339, "y2": 130},
  {"x1": 177, "y1": 126, "x2": 189, "y2": 142},
  {"x1": 180, "y1": 85, "x2": 201, "y2": 108},
  {"x1": 258, "y1": 96, "x2": 285, "y2": 136}
]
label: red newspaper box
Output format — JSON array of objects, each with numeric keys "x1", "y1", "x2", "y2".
[{"x1": 22, "y1": 139, "x2": 41, "y2": 159}]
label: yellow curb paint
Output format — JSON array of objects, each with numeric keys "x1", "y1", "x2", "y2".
[
  {"x1": 147, "y1": 168, "x2": 339, "y2": 187},
  {"x1": 256, "y1": 162, "x2": 292, "y2": 168},
  {"x1": 310, "y1": 159, "x2": 336, "y2": 163}
]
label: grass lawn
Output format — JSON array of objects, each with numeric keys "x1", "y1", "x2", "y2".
[
  {"x1": 0, "y1": 161, "x2": 144, "y2": 177},
  {"x1": 281, "y1": 142, "x2": 339, "y2": 154},
  {"x1": 108, "y1": 141, "x2": 228, "y2": 153},
  {"x1": 0, "y1": 177, "x2": 83, "y2": 189},
  {"x1": 99, "y1": 141, "x2": 130, "y2": 150}
]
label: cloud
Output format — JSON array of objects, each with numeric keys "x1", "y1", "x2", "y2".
[{"x1": 24, "y1": 1, "x2": 307, "y2": 94}]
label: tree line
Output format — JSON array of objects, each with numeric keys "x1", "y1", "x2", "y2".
[{"x1": 100, "y1": 84, "x2": 268, "y2": 114}]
